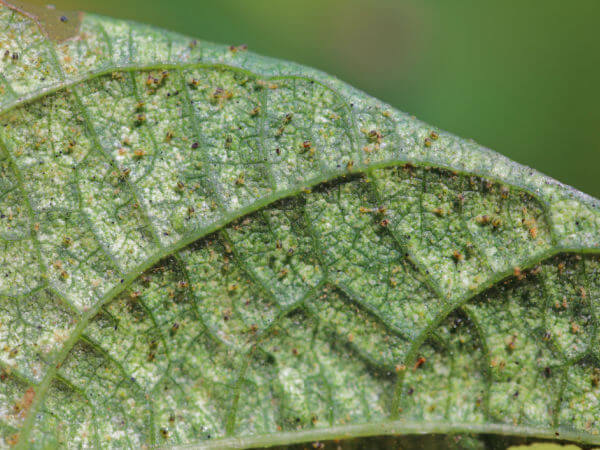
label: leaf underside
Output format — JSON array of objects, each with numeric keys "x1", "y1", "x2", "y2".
[{"x1": 1, "y1": 2, "x2": 600, "y2": 449}]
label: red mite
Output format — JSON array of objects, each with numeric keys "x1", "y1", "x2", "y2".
[{"x1": 413, "y1": 357, "x2": 426, "y2": 370}]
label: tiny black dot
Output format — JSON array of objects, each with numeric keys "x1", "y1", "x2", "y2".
[{"x1": 60, "y1": 15, "x2": 68, "y2": 22}]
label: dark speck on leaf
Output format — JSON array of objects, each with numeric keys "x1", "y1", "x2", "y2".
[{"x1": 60, "y1": 15, "x2": 68, "y2": 22}]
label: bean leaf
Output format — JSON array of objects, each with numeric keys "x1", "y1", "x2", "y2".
[{"x1": 1, "y1": 2, "x2": 599, "y2": 448}]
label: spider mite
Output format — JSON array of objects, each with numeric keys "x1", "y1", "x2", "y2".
[{"x1": 413, "y1": 356, "x2": 426, "y2": 370}]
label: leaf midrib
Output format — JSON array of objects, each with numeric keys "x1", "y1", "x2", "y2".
[
  {"x1": 0, "y1": 62, "x2": 344, "y2": 119},
  {"x1": 165, "y1": 419, "x2": 600, "y2": 449}
]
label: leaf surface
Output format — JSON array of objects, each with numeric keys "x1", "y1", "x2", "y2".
[{"x1": 1, "y1": 2, "x2": 600, "y2": 448}]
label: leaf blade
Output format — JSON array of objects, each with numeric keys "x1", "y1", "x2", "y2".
[{"x1": 1, "y1": 3, "x2": 600, "y2": 448}]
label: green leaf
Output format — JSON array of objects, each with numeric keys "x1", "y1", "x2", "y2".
[{"x1": 1, "y1": 2, "x2": 600, "y2": 448}]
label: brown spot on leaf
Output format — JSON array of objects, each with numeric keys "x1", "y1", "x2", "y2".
[{"x1": 13, "y1": 387, "x2": 35, "y2": 419}]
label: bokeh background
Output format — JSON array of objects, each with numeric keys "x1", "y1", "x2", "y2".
[{"x1": 29, "y1": 0, "x2": 600, "y2": 198}]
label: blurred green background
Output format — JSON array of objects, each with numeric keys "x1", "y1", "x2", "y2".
[{"x1": 30, "y1": 0, "x2": 600, "y2": 198}]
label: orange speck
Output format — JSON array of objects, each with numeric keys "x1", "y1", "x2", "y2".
[{"x1": 414, "y1": 357, "x2": 426, "y2": 370}]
